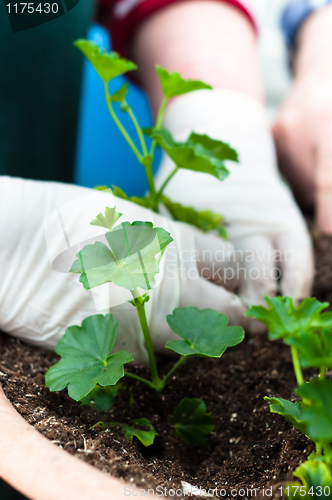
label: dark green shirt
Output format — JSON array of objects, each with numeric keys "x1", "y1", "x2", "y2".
[{"x1": 0, "y1": 0, "x2": 95, "y2": 182}]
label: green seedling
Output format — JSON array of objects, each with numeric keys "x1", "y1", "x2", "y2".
[
  {"x1": 246, "y1": 296, "x2": 332, "y2": 498},
  {"x1": 286, "y1": 460, "x2": 332, "y2": 500},
  {"x1": 46, "y1": 38, "x2": 244, "y2": 448},
  {"x1": 173, "y1": 398, "x2": 215, "y2": 449},
  {"x1": 74, "y1": 39, "x2": 240, "y2": 238},
  {"x1": 46, "y1": 207, "x2": 244, "y2": 447},
  {"x1": 91, "y1": 418, "x2": 158, "y2": 447}
]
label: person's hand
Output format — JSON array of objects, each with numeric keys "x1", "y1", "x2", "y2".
[
  {"x1": 0, "y1": 176, "x2": 248, "y2": 362},
  {"x1": 155, "y1": 89, "x2": 314, "y2": 313},
  {"x1": 273, "y1": 3, "x2": 332, "y2": 233}
]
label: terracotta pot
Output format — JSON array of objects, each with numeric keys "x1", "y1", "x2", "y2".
[{"x1": 0, "y1": 384, "x2": 132, "y2": 500}]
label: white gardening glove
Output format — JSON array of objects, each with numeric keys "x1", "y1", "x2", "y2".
[
  {"x1": 0, "y1": 176, "x2": 248, "y2": 363},
  {"x1": 155, "y1": 89, "x2": 314, "y2": 316}
]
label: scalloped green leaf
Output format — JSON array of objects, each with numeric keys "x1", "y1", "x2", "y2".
[
  {"x1": 79, "y1": 382, "x2": 124, "y2": 412},
  {"x1": 161, "y1": 195, "x2": 228, "y2": 239},
  {"x1": 245, "y1": 296, "x2": 332, "y2": 341},
  {"x1": 264, "y1": 397, "x2": 307, "y2": 435},
  {"x1": 296, "y1": 378, "x2": 332, "y2": 442},
  {"x1": 173, "y1": 398, "x2": 215, "y2": 449},
  {"x1": 45, "y1": 314, "x2": 133, "y2": 401},
  {"x1": 165, "y1": 307, "x2": 244, "y2": 357},
  {"x1": 90, "y1": 207, "x2": 122, "y2": 231},
  {"x1": 287, "y1": 461, "x2": 332, "y2": 499},
  {"x1": 156, "y1": 66, "x2": 212, "y2": 98},
  {"x1": 190, "y1": 133, "x2": 238, "y2": 163},
  {"x1": 115, "y1": 418, "x2": 158, "y2": 447},
  {"x1": 74, "y1": 40, "x2": 136, "y2": 82},
  {"x1": 149, "y1": 129, "x2": 237, "y2": 181},
  {"x1": 71, "y1": 221, "x2": 173, "y2": 290}
]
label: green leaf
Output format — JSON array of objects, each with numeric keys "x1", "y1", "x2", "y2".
[
  {"x1": 90, "y1": 207, "x2": 122, "y2": 231},
  {"x1": 173, "y1": 398, "x2": 215, "y2": 449},
  {"x1": 296, "y1": 378, "x2": 332, "y2": 442},
  {"x1": 161, "y1": 196, "x2": 228, "y2": 239},
  {"x1": 264, "y1": 397, "x2": 307, "y2": 436},
  {"x1": 156, "y1": 66, "x2": 212, "y2": 98},
  {"x1": 74, "y1": 40, "x2": 136, "y2": 82},
  {"x1": 115, "y1": 418, "x2": 158, "y2": 447},
  {"x1": 71, "y1": 221, "x2": 173, "y2": 290},
  {"x1": 106, "y1": 222, "x2": 171, "y2": 258},
  {"x1": 190, "y1": 133, "x2": 238, "y2": 163},
  {"x1": 291, "y1": 329, "x2": 332, "y2": 369},
  {"x1": 245, "y1": 296, "x2": 332, "y2": 341},
  {"x1": 45, "y1": 314, "x2": 133, "y2": 401},
  {"x1": 110, "y1": 83, "x2": 129, "y2": 103},
  {"x1": 149, "y1": 129, "x2": 237, "y2": 181},
  {"x1": 112, "y1": 185, "x2": 152, "y2": 209},
  {"x1": 287, "y1": 460, "x2": 332, "y2": 499},
  {"x1": 79, "y1": 382, "x2": 124, "y2": 412},
  {"x1": 165, "y1": 307, "x2": 244, "y2": 357},
  {"x1": 90, "y1": 418, "x2": 157, "y2": 446}
]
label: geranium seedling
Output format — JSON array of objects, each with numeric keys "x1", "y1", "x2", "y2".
[
  {"x1": 74, "y1": 39, "x2": 240, "y2": 238},
  {"x1": 115, "y1": 418, "x2": 158, "y2": 447},
  {"x1": 46, "y1": 41, "x2": 245, "y2": 448},
  {"x1": 246, "y1": 296, "x2": 332, "y2": 498},
  {"x1": 46, "y1": 207, "x2": 245, "y2": 447},
  {"x1": 91, "y1": 418, "x2": 158, "y2": 447},
  {"x1": 173, "y1": 398, "x2": 215, "y2": 449}
]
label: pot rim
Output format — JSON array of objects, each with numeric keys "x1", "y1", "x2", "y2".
[{"x1": 0, "y1": 384, "x2": 133, "y2": 500}]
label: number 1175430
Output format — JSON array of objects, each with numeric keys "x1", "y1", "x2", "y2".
[
  {"x1": 279, "y1": 485, "x2": 331, "y2": 497},
  {"x1": 6, "y1": 3, "x2": 59, "y2": 14}
]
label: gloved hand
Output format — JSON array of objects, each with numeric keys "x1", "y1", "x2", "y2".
[
  {"x1": 0, "y1": 176, "x2": 248, "y2": 363},
  {"x1": 155, "y1": 89, "x2": 314, "y2": 313},
  {"x1": 273, "y1": 3, "x2": 332, "y2": 234}
]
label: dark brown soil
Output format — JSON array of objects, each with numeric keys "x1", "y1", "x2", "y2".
[{"x1": 1, "y1": 227, "x2": 332, "y2": 499}]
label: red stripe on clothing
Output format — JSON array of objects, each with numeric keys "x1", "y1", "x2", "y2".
[{"x1": 98, "y1": 0, "x2": 257, "y2": 59}]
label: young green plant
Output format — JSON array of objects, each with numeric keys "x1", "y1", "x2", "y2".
[
  {"x1": 45, "y1": 207, "x2": 245, "y2": 448},
  {"x1": 73, "y1": 39, "x2": 240, "y2": 239},
  {"x1": 246, "y1": 296, "x2": 332, "y2": 499},
  {"x1": 45, "y1": 39, "x2": 244, "y2": 449}
]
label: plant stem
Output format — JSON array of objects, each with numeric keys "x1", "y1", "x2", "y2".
[
  {"x1": 156, "y1": 97, "x2": 168, "y2": 129},
  {"x1": 150, "y1": 97, "x2": 168, "y2": 158},
  {"x1": 125, "y1": 107, "x2": 157, "y2": 198},
  {"x1": 124, "y1": 371, "x2": 155, "y2": 390},
  {"x1": 104, "y1": 82, "x2": 142, "y2": 162},
  {"x1": 156, "y1": 166, "x2": 179, "y2": 202},
  {"x1": 126, "y1": 107, "x2": 148, "y2": 157},
  {"x1": 320, "y1": 366, "x2": 327, "y2": 379},
  {"x1": 106, "y1": 84, "x2": 158, "y2": 198},
  {"x1": 143, "y1": 156, "x2": 157, "y2": 200},
  {"x1": 160, "y1": 356, "x2": 187, "y2": 389},
  {"x1": 132, "y1": 290, "x2": 160, "y2": 387},
  {"x1": 124, "y1": 99, "x2": 163, "y2": 200},
  {"x1": 291, "y1": 345, "x2": 304, "y2": 386}
]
